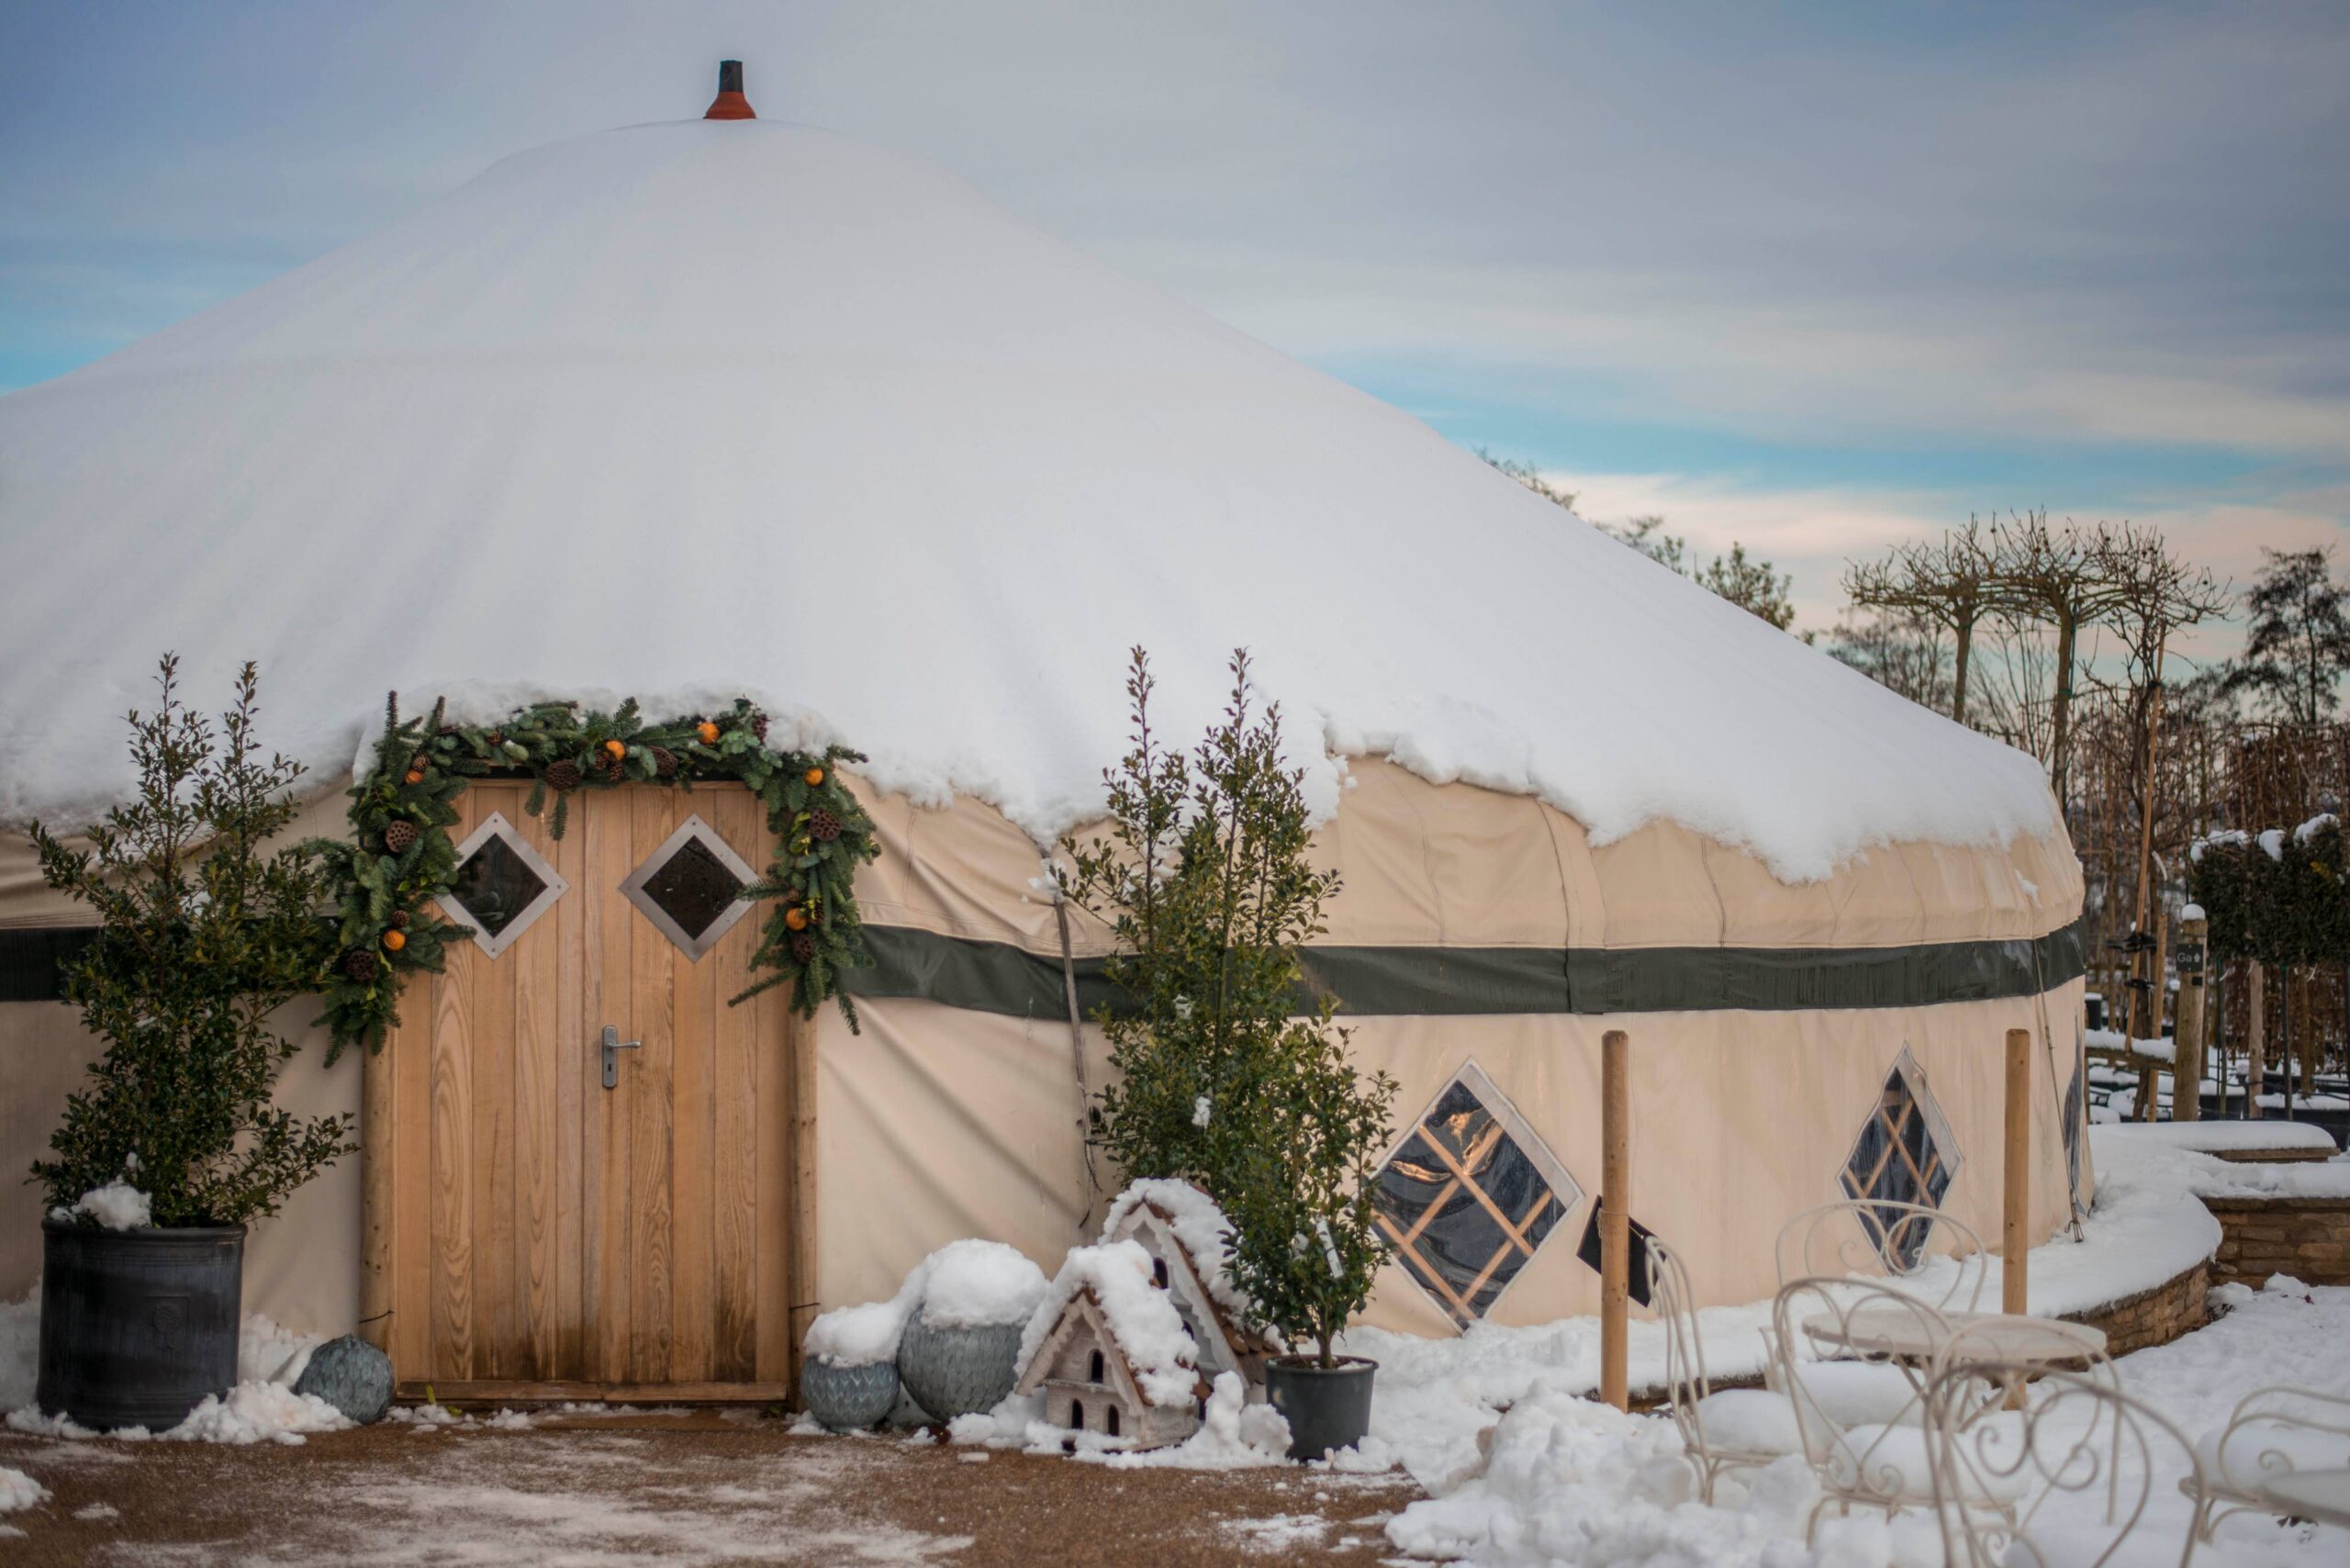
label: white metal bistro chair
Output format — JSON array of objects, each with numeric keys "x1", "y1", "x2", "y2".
[
  {"x1": 1645, "y1": 1235, "x2": 1805, "y2": 1503},
  {"x1": 1775, "y1": 1198, "x2": 1989, "y2": 1312},
  {"x1": 1773, "y1": 1272, "x2": 1990, "y2": 1540},
  {"x1": 1921, "y1": 1359, "x2": 2212, "y2": 1567},
  {"x1": 2189, "y1": 1384, "x2": 2350, "y2": 1538}
]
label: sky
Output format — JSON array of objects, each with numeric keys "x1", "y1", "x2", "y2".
[{"x1": 3, "y1": 1, "x2": 2344, "y2": 664}]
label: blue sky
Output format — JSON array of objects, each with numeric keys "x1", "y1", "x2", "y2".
[{"x1": 4, "y1": 1, "x2": 2344, "y2": 654}]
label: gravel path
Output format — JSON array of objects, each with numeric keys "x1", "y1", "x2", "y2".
[{"x1": 0, "y1": 1411, "x2": 1421, "y2": 1566}]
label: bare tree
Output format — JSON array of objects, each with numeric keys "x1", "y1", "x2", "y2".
[
  {"x1": 1991, "y1": 511, "x2": 2143, "y2": 804},
  {"x1": 2088, "y1": 522, "x2": 2231, "y2": 1079},
  {"x1": 1843, "y1": 521, "x2": 1999, "y2": 724},
  {"x1": 1821, "y1": 610, "x2": 1952, "y2": 711}
]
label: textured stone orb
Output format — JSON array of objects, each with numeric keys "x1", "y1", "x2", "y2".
[{"x1": 293, "y1": 1334, "x2": 395, "y2": 1425}]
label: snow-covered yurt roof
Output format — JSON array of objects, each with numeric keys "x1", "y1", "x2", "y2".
[{"x1": 0, "y1": 112, "x2": 2056, "y2": 881}]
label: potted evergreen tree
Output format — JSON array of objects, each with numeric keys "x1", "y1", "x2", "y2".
[
  {"x1": 28, "y1": 656, "x2": 352, "y2": 1431},
  {"x1": 1062, "y1": 649, "x2": 1397, "y2": 1459}
]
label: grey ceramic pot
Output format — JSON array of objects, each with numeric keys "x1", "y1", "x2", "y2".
[
  {"x1": 894, "y1": 1316, "x2": 1024, "y2": 1423},
  {"x1": 801, "y1": 1356, "x2": 901, "y2": 1432}
]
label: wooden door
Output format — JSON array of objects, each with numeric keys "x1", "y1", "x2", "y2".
[{"x1": 368, "y1": 782, "x2": 810, "y2": 1402}]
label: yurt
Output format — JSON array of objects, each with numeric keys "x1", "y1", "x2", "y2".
[{"x1": 0, "y1": 70, "x2": 2085, "y2": 1404}]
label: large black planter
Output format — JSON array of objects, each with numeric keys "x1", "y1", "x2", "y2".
[
  {"x1": 36, "y1": 1218, "x2": 245, "y2": 1432},
  {"x1": 1264, "y1": 1354, "x2": 1377, "y2": 1461}
]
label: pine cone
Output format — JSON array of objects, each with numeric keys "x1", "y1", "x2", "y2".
[
  {"x1": 750, "y1": 711, "x2": 770, "y2": 743},
  {"x1": 383, "y1": 820, "x2": 419, "y2": 855},
  {"x1": 409, "y1": 753, "x2": 431, "y2": 775},
  {"x1": 543, "y1": 758, "x2": 583, "y2": 792},
  {"x1": 809, "y1": 808, "x2": 842, "y2": 843},
  {"x1": 388, "y1": 909, "x2": 410, "y2": 929},
  {"x1": 652, "y1": 745, "x2": 678, "y2": 780},
  {"x1": 341, "y1": 948, "x2": 379, "y2": 983},
  {"x1": 789, "y1": 932, "x2": 816, "y2": 964},
  {"x1": 592, "y1": 750, "x2": 623, "y2": 781}
]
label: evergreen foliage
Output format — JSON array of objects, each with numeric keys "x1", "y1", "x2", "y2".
[
  {"x1": 1060, "y1": 649, "x2": 1397, "y2": 1367},
  {"x1": 310, "y1": 694, "x2": 878, "y2": 1058},
  {"x1": 2221, "y1": 546, "x2": 2350, "y2": 725},
  {"x1": 2189, "y1": 819, "x2": 2350, "y2": 970},
  {"x1": 29, "y1": 657, "x2": 353, "y2": 1226}
]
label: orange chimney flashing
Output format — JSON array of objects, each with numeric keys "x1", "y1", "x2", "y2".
[{"x1": 705, "y1": 60, "x2": 755, "y2": 119}]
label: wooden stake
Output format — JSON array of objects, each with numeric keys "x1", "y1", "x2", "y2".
[
  {"x1": 2003, "y1": 1027, "x2": 2031, "y2": 1320},
  {"x1": 361, "y1": 1037, "x2": 395, "y2": 1357},
  {"x1": 1601, "y1": 1028, "x2": 1629, "y2": 1413},
  {"x1": 2175, "y1": 915, "x2": 2208, "y2": 1123},
  {"x1": 2246, "y1": 959, "x2": 2266, "y2": 1121},
  {"x1": 2143, "y1": 911, "x2": 2171, "y2": 1121}
]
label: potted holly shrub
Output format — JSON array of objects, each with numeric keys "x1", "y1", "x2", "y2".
[
  {"x1": 28, "y1": 656, "x2": 352, "y2": 1431},
  {"x1": 1063, "y1": 649, "x2": 1397, "y2": 1459}
]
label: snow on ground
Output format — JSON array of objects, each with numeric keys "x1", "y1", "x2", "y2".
[
  {"x1": 1379, "y1": 1279, "x2": 2347, "y2": 1567},
  {"x1": 0, "y1": 1463, "x2": 47, "y2": 1511}
]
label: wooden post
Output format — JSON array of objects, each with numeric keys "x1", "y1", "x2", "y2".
[
  {"x1": 787, "y1": 1007, "x2": 821, "y2": 1407},
  {"x1": 2143, "y1": 912, "x2": 2171, "y2": 1121},
  {"x1": 2003, "y1": 1028, "x2": 2031, "y2": 1320},
  {"x1": 2175, "y1": 915, "x2": 2208, "y2": 1123},
  {"x1": 1600, "y1": 1028, "x2": 1629, "y2": 1413},
  {"x1": 360, "y1": 1039, "x2": 396, "y2": 1355},
  {"x1": 2246, "y1": 959, "x2": 2266, "y2": 1120}
]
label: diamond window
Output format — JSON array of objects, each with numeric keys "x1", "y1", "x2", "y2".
[
  {"x1": 1374, "y1": 1062, "x2": 1581, "y2": 1328},
  {"x1": 621, "y1": 815, "x2": 758, "y2": 960},
  {"x1": 440, "y1": 812, "x2": 568, "y2": 959},
  {"x1": 1839, "y1": 1047, "x2": 1962, "y2": 1269}
]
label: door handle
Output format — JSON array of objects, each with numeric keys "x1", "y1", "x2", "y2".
[{"x1": 600, "y1": 1024, "x2": 642, "y2": 1090}]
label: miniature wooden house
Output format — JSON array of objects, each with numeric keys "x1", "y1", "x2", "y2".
[{"x1": 1017, "y1": 1289, "x2": 1199, "y2": 1448}]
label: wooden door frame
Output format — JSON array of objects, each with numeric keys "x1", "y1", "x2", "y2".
[{"x1": 357, "y1": 819, "x2": 821, "y2": 1408}]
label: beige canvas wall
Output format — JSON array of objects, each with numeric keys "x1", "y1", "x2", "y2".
[
  {"x1": 0, "y1": 1001, "x2": 362, "y2": 1334},
  {"x1": 814, "y1": 981, "x2": 2087, "y2": 1332}
]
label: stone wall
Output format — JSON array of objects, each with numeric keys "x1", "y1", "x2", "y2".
[
  {"x1": 2199, "y1": 1195, "x2": 2350, "y2": 1287},
  {"x1": 2059, "y1": 1260, "x2": 2210, "y2": 1357},
  {"x1": 2206, "y1": 1146, "x2": 2334, "y2": 1165}
]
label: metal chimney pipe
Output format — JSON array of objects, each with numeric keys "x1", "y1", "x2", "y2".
[{"x1": 705, "y1": 60, "x2": 755, "y2": 120}]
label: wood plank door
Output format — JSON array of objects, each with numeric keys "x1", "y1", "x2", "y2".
[{"x1": 374, "y1": 781, "x2": 806, "y2": 1402}]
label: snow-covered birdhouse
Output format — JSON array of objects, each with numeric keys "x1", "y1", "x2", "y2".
[
  {"x1": 1013, "y1": 1240, "x2": 1204, "y2": 1449},
  {"x1": 1099, "y1": 1179, "x2": 1278, "y2": 1388}
]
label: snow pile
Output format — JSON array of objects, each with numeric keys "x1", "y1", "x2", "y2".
[
  {"x1": 803, "y1": 1300, "x2": 910, "y2": 1369},
  {"x1": 2259, "y1": 829, "x2": 2288, "y2": 861},
  {"x1": 0, "y1": 1466, "x2": 46, "y2": 1514},
  {"x1": 1018, "y1": 1240, "x2": 1198, "y2": 1409},
  {"x1": 1099, "y1": 1179, "x2": 1251, "y2": 1322},
  {"x1": 71, "y1": 1179, "x2": 151, "y2": 1231},
  {"x1": 2087, "y1": 1025, "x2": 2176, "y2": 1062},
  {"x1": 915, "y1": 1238, "x2": 1049, "y2": 1330},
  {"x1": 1385, "y1": 1381, "x2": 1927, "y2": 1566},
  {"x1": 163, "y1": 1381, "x2": 350, "y2": 1447},
  {"x1": 2295, "y1": 812, "x2": 2339, "y2": 843},
  {"x1": 807, "y1": 1238, "x2": 1047, "y2": 1370},
  {"x1": 0, "y1": 118, "x2": 2062, "y2": 883}
]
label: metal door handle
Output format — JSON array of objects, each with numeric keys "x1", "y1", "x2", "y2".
[{"x1": 600, "y1": 1024, "x2": 642, "y2": 1090}]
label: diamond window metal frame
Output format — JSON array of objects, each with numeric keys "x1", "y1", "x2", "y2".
[
  {"x1": 438, "y1": 812, "x2": 568, "y2": 960},
  {"x1": 619, "y1": 813, "x2": 760, "y2": 961},
  {"x1": 1373, "y1": 1059, "x2": 1582, "y2": 1330},
  {"x1": 1838, "y1": 1046, "x2": 1963, "y2": 1268}
]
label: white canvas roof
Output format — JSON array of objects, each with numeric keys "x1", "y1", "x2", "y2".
[{"x1": 0, "y1": 117, "x2": 2056, "y2": 880}]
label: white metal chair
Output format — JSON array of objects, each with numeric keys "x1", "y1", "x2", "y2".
[
  {"x1": 2190, "y1": 1385, "x2": 2350, "y2": 1538},
  {"x1": 1775, "y1": 1198, "x2": 1988, "y2": 1312},
  {"x1": 1921, "y1": 1359, "x2": 2211, "y2": 1567},
  {"x1": 1773, "y1": 1272, "x2": 1985, "y2": 1539},
  {"x1": 1645, "y1": 1235, "x2": 1805, "y2": 1503}
]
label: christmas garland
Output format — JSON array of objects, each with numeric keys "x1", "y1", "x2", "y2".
[{"x1": 309, "y1": 694, "x2": 879, "y2": 1060}]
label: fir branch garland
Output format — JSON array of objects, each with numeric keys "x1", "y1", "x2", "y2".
[{"x1": 308, "y1": 693, "x2": 879, "y2": 1060}]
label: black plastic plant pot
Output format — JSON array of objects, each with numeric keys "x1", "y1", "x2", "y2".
[
  {"x1": 1264, "y1": 1354, "x2": 1377, "y2": 1461},
  {"x1": 36, "y1": 1217, "x2": 245, "y2": 1432}
]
